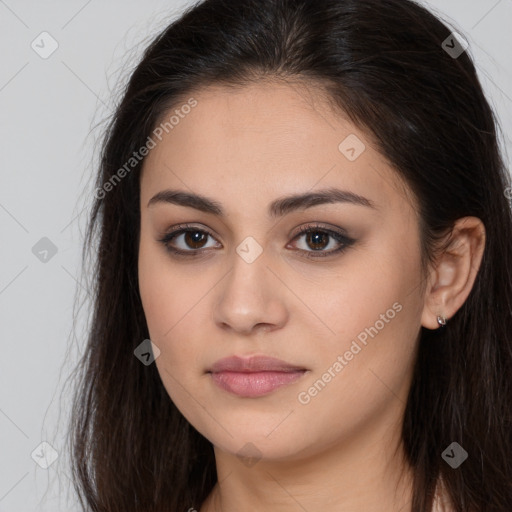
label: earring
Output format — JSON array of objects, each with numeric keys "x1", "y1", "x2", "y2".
[{"x1": 436, "y1": 315, "x2": 447, "y2": 328}]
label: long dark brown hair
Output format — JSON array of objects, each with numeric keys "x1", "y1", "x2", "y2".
[{"x1": 67, "y1": 0, "x2": 512, "y2": 510}]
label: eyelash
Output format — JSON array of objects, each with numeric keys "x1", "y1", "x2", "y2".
[{"x1": 157, "y1": 223, "x2": 356, "y2": 260}]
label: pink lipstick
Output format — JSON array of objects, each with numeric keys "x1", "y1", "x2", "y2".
[{"x1": 208, "y1": 355, "x2": 307, "y2": 397}]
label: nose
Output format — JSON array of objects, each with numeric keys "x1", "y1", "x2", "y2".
[{"x1": 212, "y1": 249, "x2": 289, "y2": 336}]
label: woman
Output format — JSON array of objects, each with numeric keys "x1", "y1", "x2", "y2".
[{"x1": 68, "y1": 0, "x2": 512, "y2": 510}]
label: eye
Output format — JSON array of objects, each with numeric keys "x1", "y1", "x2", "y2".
[
  {"x1": 158, "y1": 224, "x2": 220, "y2": 257},
  {"x1": 157, "y1": 223, "x2": 355, "y2": 259},
  {"x1": 288, "y1": 223, "x2": 355, "y2": 259}
]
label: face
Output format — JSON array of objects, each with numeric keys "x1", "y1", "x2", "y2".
[{"x1": 138, "y1": 81, "x2": 427, "y2": 462}]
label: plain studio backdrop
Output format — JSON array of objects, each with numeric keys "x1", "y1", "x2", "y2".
[{"x1": 0, "y1": 0, "x2": 511, "y2": 510}]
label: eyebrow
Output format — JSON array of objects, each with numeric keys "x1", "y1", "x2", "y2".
[{"x1": 147, "y1": 187, "x2": 378, "y2": 218}]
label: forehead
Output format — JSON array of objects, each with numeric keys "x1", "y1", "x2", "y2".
[{"x1": 140, "y1": 81, "x2": 414, "y2": 217}]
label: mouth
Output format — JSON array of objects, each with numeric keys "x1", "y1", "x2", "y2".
[{"x1": 207, "y1": 355, "x2": 308, "y2": 397}]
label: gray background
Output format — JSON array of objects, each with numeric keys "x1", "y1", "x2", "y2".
[{"x1": 1, "y1": 1, "x2": 511, "y2": 510}]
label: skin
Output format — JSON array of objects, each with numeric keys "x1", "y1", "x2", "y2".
[{"x1": 137, "y1": 80, "x2": 485, "y2": 512}]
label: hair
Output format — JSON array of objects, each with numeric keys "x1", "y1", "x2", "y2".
[{"x1": 68, "y1": 0, "x2": 512, "y2": 511}]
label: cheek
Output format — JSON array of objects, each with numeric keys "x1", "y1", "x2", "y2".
[
  {"x1": 138, "y1": 253, "x2": 169, "y2": 340},
  {"x1": 309, "y1": 253, "x2": 401, "y2": 341},
  {"x1": 293, "y1": 294, "x2": 420, "y2": 449},
  {"x1": 138, "y1": 235, "x2": 183, "y2": 344},
  {"x1": 137, "y1": 236, "x2": 209, "y2": 375},
  {"x1": 312, "y1": 240, "x2": 422, "y2": 388},
  {"x1": 138, "y1": 244, "x2": 203, "y2": 412}
]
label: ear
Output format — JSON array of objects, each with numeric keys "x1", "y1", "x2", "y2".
[{"x1": 421, "y1": 216, "x2": 486, "y2": 330}]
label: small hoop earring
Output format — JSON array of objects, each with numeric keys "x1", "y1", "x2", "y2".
[{"x1": 437, "y1": 315, "x2": 447, "y2": 328}]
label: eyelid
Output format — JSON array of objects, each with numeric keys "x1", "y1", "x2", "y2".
[{"x1": 290, "y1": 222, "x2": 349, "y2": 239}]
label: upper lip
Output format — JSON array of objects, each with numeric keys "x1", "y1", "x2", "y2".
[{"x1": 209, "y1": 355, "x2": 307, "y2": 373}]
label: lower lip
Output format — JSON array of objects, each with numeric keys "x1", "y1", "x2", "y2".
[{"x1": 210, "y1": 370, "x2": 306, "y2": 397}]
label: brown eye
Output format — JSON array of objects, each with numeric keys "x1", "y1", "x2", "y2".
[
  {"x1": 289, "y1": 224, "x2": 356, "y2": 259},
  {"x1": 158, "y1": 224, "x2": 220, "y2": 256},
  {"x1": 304, "y1": 231, "x2": 330, "y2": 251},
  {"x1": 182, "y1": 230, "x2": 209, "y2": 249}
]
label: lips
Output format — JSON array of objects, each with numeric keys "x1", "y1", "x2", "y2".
[
  {"x1": 209, "y1": 355, "x2": 306, "y2": 373},
  {"x1": 208, "y1": 355, "x2": 308, "y2": 397}
]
